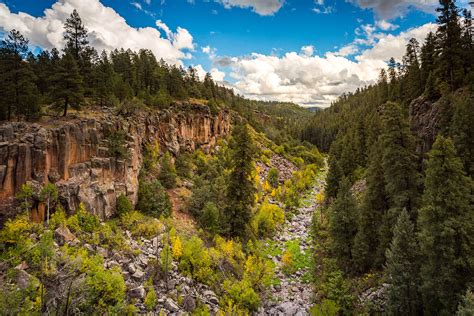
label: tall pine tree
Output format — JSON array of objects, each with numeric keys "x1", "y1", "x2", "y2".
[
  {"x1": 418, "y1": 135, "x2": 473, "y2": 315},
  {"x1": 329, "y1": 177, "x2": 358, "y2": 272},
  {"x1": 225, "y1": 124, "x2": 257, "y2": 239},
  {"x1": 52, "y1": 53, "x2": 84, "y2": 116},
  {"x1": 385, "y1": 209, "x2": 421, "y2": 316}
]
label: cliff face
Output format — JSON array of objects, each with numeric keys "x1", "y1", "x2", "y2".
[
  {"x1": 409, "y1": 95, "x2": 441, "y2": 155},
  {"x1": 0, "y1": 106, "x2": 231, "y2": 222}
]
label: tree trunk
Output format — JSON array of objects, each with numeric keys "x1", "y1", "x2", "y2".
[{"x1": 63, "y1": 97, "x2": 69, "y2": 117}]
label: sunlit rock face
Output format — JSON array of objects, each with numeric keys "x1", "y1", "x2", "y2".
[{"x1": 0, "y1": 105, "x2": 231, "y2": 222}]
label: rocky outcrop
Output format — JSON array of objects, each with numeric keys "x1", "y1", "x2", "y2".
[
  {"x1": 0, "y1": 105, "x2": 231, "y2": 222},
  {"x1": 409, "y1": 95, "x2": 441, "y2": 155}
]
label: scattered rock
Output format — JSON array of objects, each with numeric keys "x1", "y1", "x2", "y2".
[
  {"x1": 129, "y1": 285, "x2": 146, "y2": 299},
  {"x1": 183, "y1": 295, "x2": 196, "y2": 312},
  {"x1": 165, "y1": 298, "x2": 180, "y2": 312},
  {"x1": 132, "y1": 269, "x2": 145, "y2": 281},
  {"x1": 16, "y1": 270, "x2": 33, "y2": 289},
  {"x1": 54, "y1": 226, "x2": 76, "y2": 245}
]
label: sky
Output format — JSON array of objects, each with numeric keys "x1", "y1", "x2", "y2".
[{"x1": 0, "y1": 0, "x2": 472, "y2": 107}]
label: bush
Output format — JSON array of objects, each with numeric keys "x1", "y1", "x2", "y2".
[
  {"x1": 175, "y1": 152, "x2": 193, "y2": 179},
  {"x1": 120, "y1": 211, "x2": 164, "y2": 238},
  {"x1": 67, "y1": 203, "x2": 100, "y2": 233},
  {"x1": 116, "y1": 194, "x2": 133, "y2": 216},
  {"x1": 222, "y1": 279, "x2": 260, "y2": 312},
  {"x1": 137, "y1": 179, "x2": 172, "y2": 217},
  {"x1": 200, "y1": 202, "x2": 220, "y2": 235},
  {"x1": 144, "y1": 279, "x2": 157, "y2": 311},
  {"x1": 159, "y1": 152, "x2": 177, "y2": 189},
  {"x1": 267, "y1": 168, "x2": 279, "y2": 188},
  {"x1": 178, "y1": 236, "x2": 213, "y2": 284},
  {"x1": 85, "y1": 266, "x2": 126, "y2": 313},
  {"x1": 251, "y1": 201, "x2": 284, "y2": 237},
  {"x1": 107, "y1": 131, "x2": 129, "y2": 160}
]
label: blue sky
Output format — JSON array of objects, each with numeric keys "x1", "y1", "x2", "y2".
[{"x1": 0, "y1": 0, "x2": 471, "y2": 106}]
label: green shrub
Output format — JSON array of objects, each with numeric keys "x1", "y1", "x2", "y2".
[
  {"x1": 137, "y1": 179, "x2": 172, "y2": 217},
  {"x1": 175, "y1": 152, "x2": 193, "y2": 179},
  {"x1": 67, "y1": 203, "x2": 100, "y2": 233},
  {"x1": 251, "y1": 201, "x2": 284, "y2": 237},
  {"x1": 267, "y1": 168, "x2": 279, "y2": 188},
  {"x1": 144, "y1": 278, "x2": 157, "y2": 311},
  {"x1": 85, "y1": 266, "x2": 126, "y2": 313},
  {"x1": 222, "y1": 279, "x2": 260, "y2": 312},
  {"x1": 116, "y1": 194, "x2": 133, "y2": 216},
  {"x1": 178, "y1": 236, "x2": 213, "y2": 284},
  {"x1": 107, "y1": 131, "x2": 129, "y2": 160},
  {"x1": 200, "y1": 202, "x2": 220, "y2": 235},
  {"x1": 159, "y1": 152, "x2": 177, "y2": 189}
]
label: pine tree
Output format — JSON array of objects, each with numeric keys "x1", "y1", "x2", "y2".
[
  {"x1": 159, "y1": 152, "x2": 177, "y2": 189},
  {"x1": 329, "y1": 177, "x2": 358, "y2": 272},
  {"x1": 385, "y1": 209, "x2": 421, "y2": 316},
  {"x1": 0, "y1": 30, "x2": 40, "y2": 120},
  {"x1": 435, "y1": 0, "x2": 464, "y2": 91},
  {"x1": 52, "y1": 53, "x2": 84, "y2": 116},
  {"x1": 381, "y1": 101, "x2": 420, "y2": 218},
  {"x1": 64, "y1": 9, "x2": 89, "y2": 59},
  {"x1": 378, "y1": 102, "x2": 420, "y2": 263},
  {"x1": 420, "y1": 32, "x2": 437, "y2": 88},
  {"x1": 450, "y1": 91, "x2": 474, "y2": 176},
  {"x1": 225, "y1": 124, "x2": 257, "y2": 239},
  {"x1": 353, "y1": 141, "x2": 389, "y2": 272},
  {"x1": 95, "y1": 50, "x2": 116, "y2": 106},
  {"x1": 418, "y1": 135, "x2": 473, "y2": 315},
  {"x1": 402, "y1": 38, "x2": 422, "y2": 101}
]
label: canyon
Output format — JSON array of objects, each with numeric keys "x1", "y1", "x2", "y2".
[{"x1": 0, "y1": 105, "x2": 231, "y2": 223}]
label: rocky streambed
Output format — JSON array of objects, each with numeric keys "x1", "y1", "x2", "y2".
[{"x1": 260, "y1": 174, "x2": 326, "y2": 315}]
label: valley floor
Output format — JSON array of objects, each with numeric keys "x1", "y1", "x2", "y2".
[{"x1": 260, "y1": 170, "x2": 326, "y2": 315}]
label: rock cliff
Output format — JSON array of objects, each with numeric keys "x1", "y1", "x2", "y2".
[{"x1": 0, "y1": 105, "x2": 231, "y2": 223}]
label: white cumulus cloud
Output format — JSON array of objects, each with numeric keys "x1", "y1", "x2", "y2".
[
  {"x1": 217, "y1": 22, "x2": 436, "y2": 107},
  {"x1": 0, "y1": 0, "x2": 195, "y2": 65},
  {"x1": 214, "y1": 0, "x2": 285, "y2": 16},
  {"x1": 348, "y1": 0, "x2": 439, "y2": 19}
]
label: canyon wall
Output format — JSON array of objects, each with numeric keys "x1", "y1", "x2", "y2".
[{"x1": 0, "y1": 105, "x2": 231, "y2": 222}]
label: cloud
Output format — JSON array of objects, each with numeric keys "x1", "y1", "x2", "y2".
[
  {"x1": 218, "y1": 23, "x2": 435, "y2": 107},
  {"x1": 194, "y1": 64, "x2": 226, "y2": 82},
  {"x1": 347, "y1": 0, "x2": 439, "y2": 19},
  {"x1": 312, "y1": 0, "x2": 334, "y2": 14},
  {"x1": 0, "y1": 0, "x2": 194, "y2": 65},
  {"x1": 214, "y1": 0, "x2": 285, "y2": 16},
  {"x1": 300, "y1": 45, "x2": 314, "y2": 57},
  {"x1": 376, "y1": 20, "x2": 399, "y2": 31}
]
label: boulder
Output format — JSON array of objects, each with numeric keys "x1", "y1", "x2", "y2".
[
  {"x1": 165, "y1": 298, "x2": 180, "y2": 312},
  {"x1": 183, "y1": 295, "x2": 196, "y2": 312},
  {"x1": 132, "y1": 269, "x2": 145, "y2": 281},
  {"x1": 129, "y1": 285, "x2": 146, "y2": 299},
  {"x1": 54, "y1": 226, "x2": 76, "y2": 245}
]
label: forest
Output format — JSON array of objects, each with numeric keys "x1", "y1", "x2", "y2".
[
  {"x1": 302, "y1": 0, "x2": 473, "y2": 314},
  {"x1": 0, "y1": 0, "x2": 473, "y2": 315}
]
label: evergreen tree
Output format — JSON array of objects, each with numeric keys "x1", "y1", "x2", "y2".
[
  {"x1": 418, "y1": 136, "x2": 474, "y2": 315},
  {"x1": 0, "y1": 29, "x2": 40, "y2": 120},
  {"x1": 381, "y1": 101, "x2": 420, "y2": 218},
  {"x1": 329, "y1": 177, "x2": 358, "y2": 272},
  {"x1": 420, "y1": 32, "x2": 437, "y2": 89},
  {"x1": 402, "y1": 38, "x2": 422, "y2": 101},
  {"x1": 353, "y1": 141, "x2": 389, "y2": 272},
  {"x1": 64, "y1": 9, "x2": 89, "y2": 59},
  {"x1": 159, "y1": 152, "x2": 177, "y2": 189},
  {"x1": 52, "y1": 53, "x2": 84, "y2": 116},
  {"x1": 378, "y1": 102, "x2": 420, "y2": 262},
  {"x1": 450, "y1": 91, "x2": 474, "y2": 176},
  {"x1": 385, "y1": 209, "x2": 421, "y2": 316},
  {"x1": 225, "y1": 124, "x2": 257, "y2": 239},
  {"x1": 435, "y1": 0, "x2": 464, "y2": 91},
  {"x1": 95, "y1": 50, "x2": 116, "y2": 106}
]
